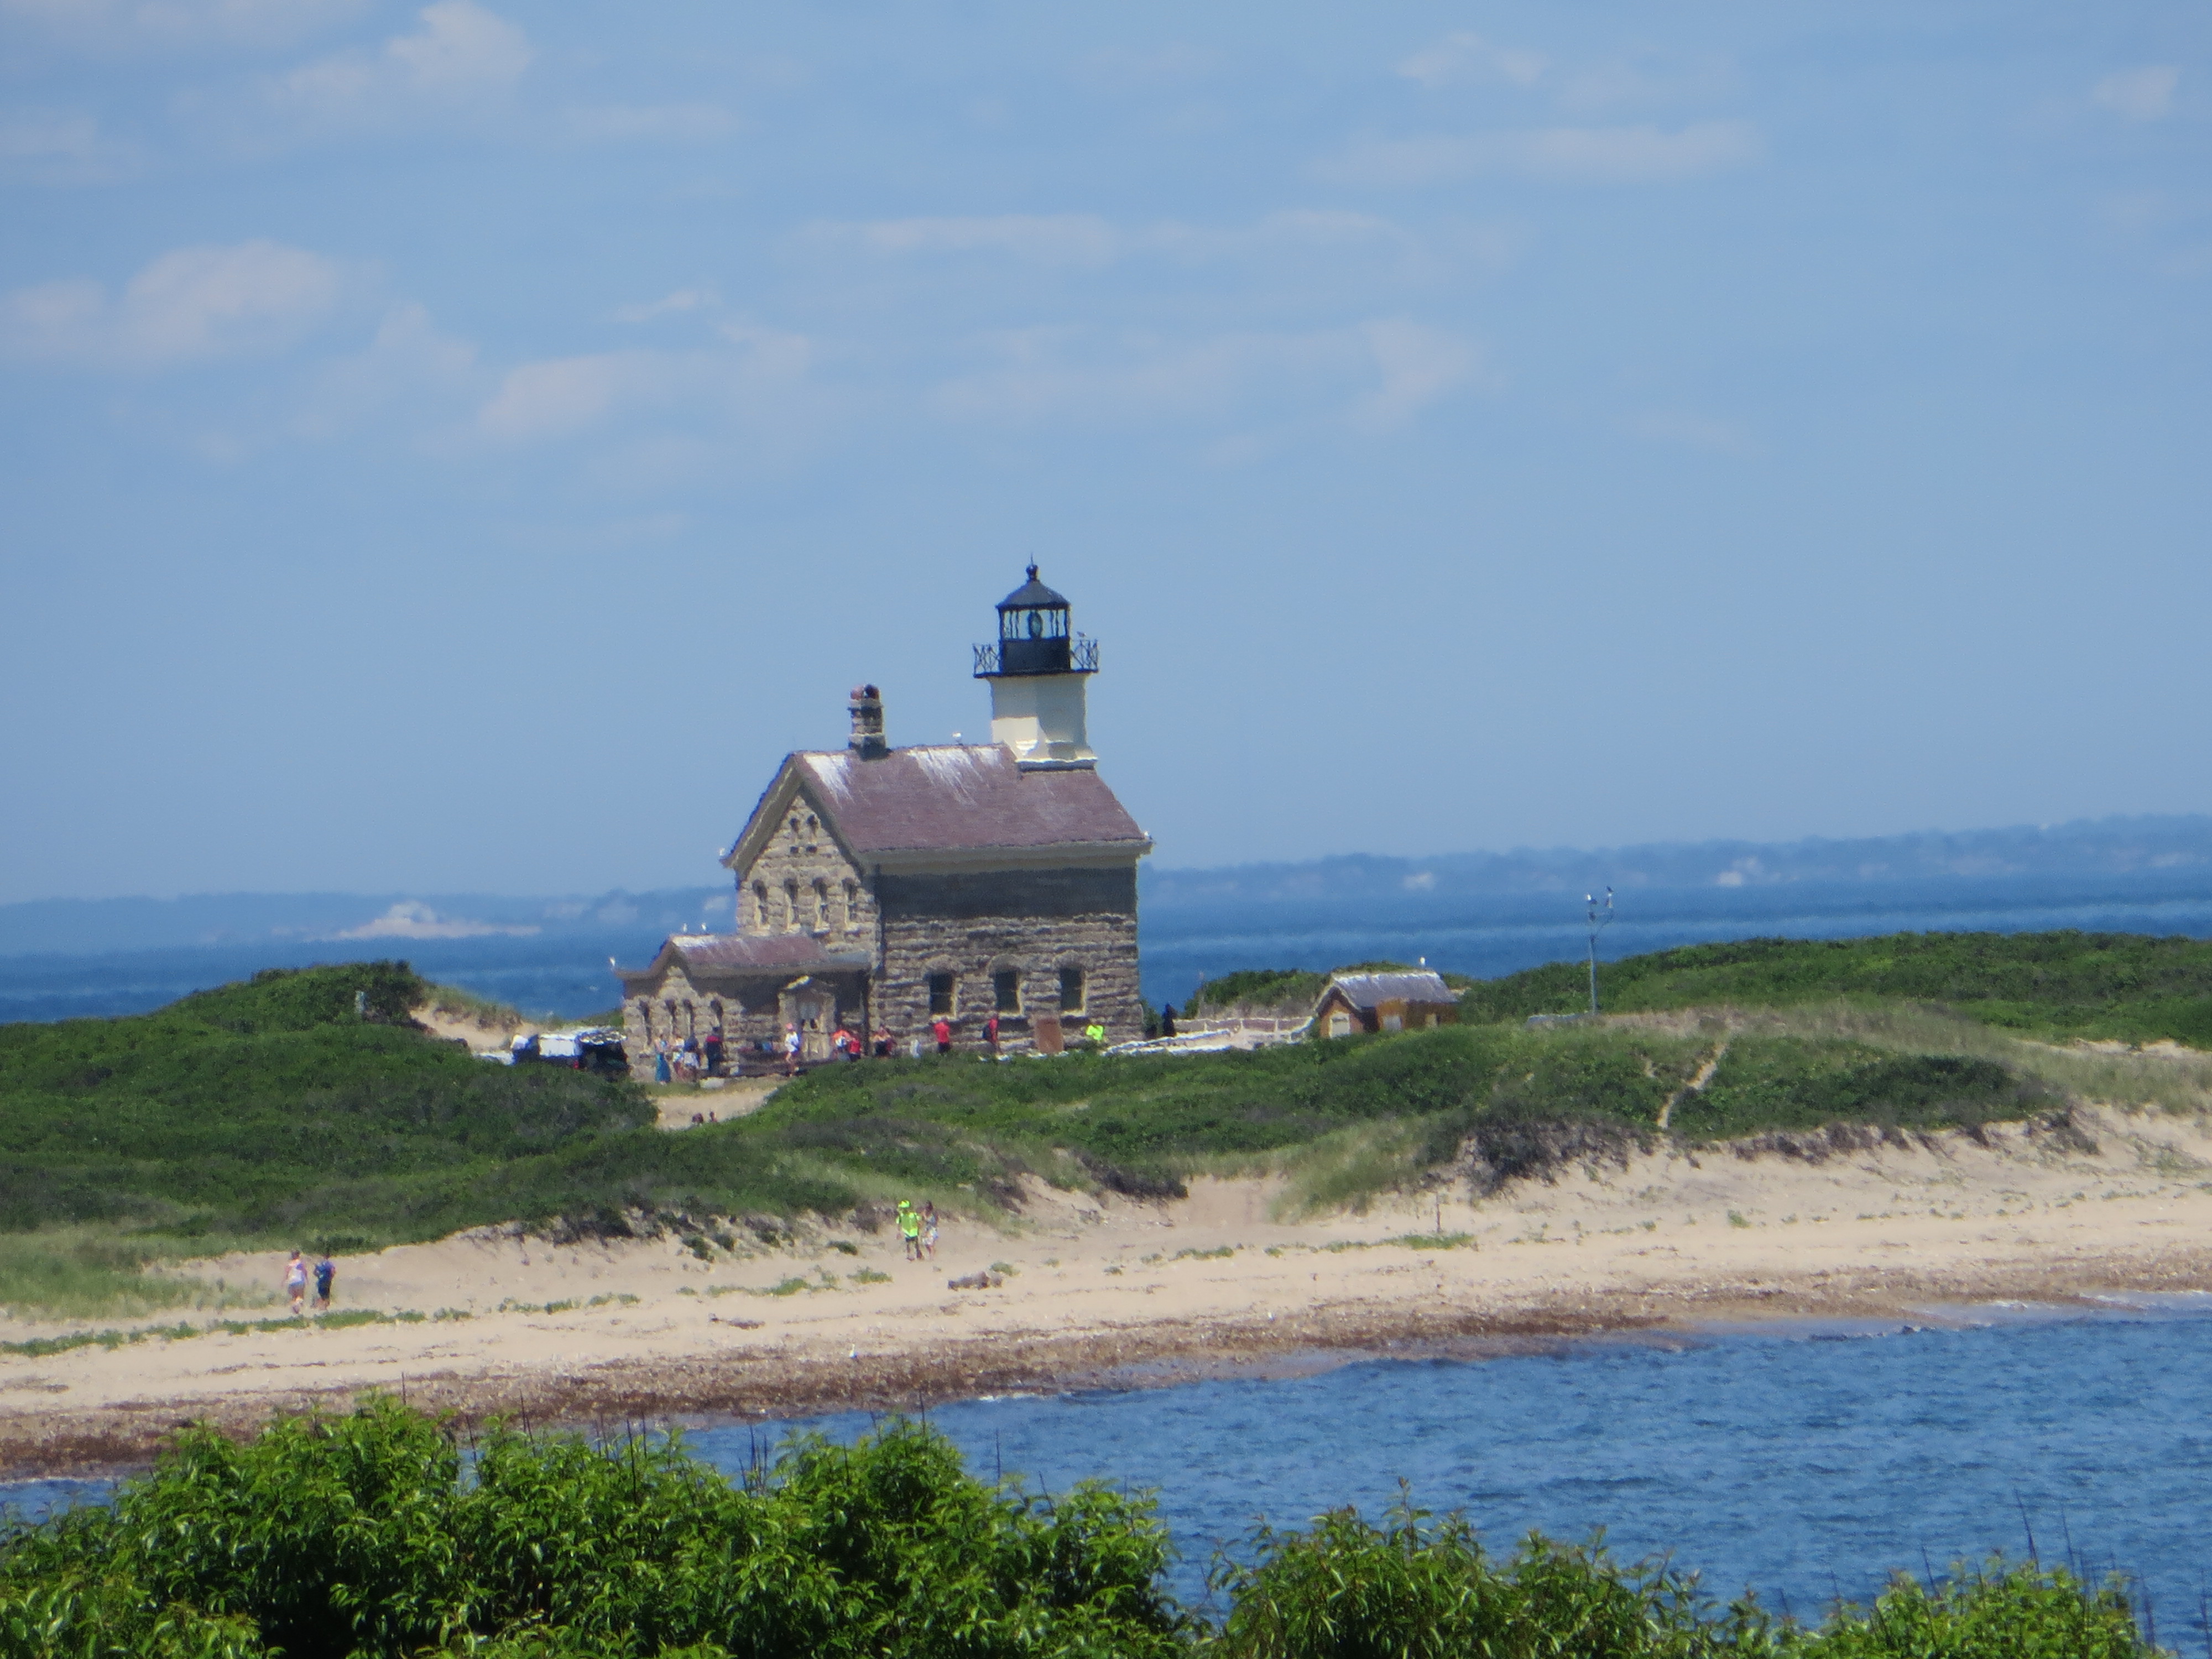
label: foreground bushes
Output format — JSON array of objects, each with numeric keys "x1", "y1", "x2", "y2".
[{"x1": 0, "y1": 1402, "x2": 2163, "y2": 1658}]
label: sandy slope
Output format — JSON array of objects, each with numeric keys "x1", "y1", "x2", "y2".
[{"x1": 7, "y1": 1105, "x2": 2212, "y2": 1474}]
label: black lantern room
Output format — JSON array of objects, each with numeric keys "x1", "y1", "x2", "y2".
[{"x1": 974, "y1": 565, "x2": 1099, "y2": 679}]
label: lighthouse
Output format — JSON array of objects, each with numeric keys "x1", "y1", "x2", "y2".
[{"x1": 973, "y1": 564, "x2": 1099, "y2": 769}]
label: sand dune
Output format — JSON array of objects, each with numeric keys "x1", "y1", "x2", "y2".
[{"x1": 7, "y1": 1104, "x2": 2212, "y2": 1474}]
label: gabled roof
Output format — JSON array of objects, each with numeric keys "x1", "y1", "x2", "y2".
[
  {"x1": 616, "y1": 931, "x2": 870, "y2": 990},
  {"x1": 726, "y1": 744, "x2": 1150, "y2": 872},
  {"x1": 1320, "y1": 971, "x2": 1460, "y2": 1011}
]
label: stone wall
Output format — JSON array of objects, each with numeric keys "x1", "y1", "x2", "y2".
[
  {"x1": 872, "y1": 865, "x2": 1142, "y2": 1048},
  {"x1": 737, "y1": 794, "x2": 876, "y2": 943}
]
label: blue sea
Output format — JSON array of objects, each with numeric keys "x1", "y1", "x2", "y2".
[
  {"x1": 9, "y1": 1303, "x2": 2212, "y2": 1644},
  {"x1": 8, "y1": 867, "x2": 2212, "y2": 1022}
]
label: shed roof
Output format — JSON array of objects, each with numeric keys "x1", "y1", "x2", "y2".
[
  {"x1": 1321, "y1": 971, "x2": 1460, "y2": 1011},
  {"x1": 742, "y1": 744, "x2": 1149, "y2": 862},
  {"x1": 617, "y1": 932, "x2": 870, "y2": 989}
]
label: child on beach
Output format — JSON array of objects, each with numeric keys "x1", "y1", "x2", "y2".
[
  {"x1": 920, "y1": 1202, "x2": 938, "y2": 1259},
  {"x1": 313, "y1": 1254, "x2": 335, "y2": 1312},
  {"x1": 898, "y1": 1200, "x2": 923, "y2": 1260},
  {"x1": 284, "y1": 1250, "x2": 307, "y2": 1316}
]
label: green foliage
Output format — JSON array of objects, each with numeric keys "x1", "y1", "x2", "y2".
[
  {"x1": 0, "y1": 963, "x2": 652, "y2": 1254},
  {"x1": 0, "y1": 1405, "x2": 2163, "y2": 1659},
  {"x1": 0, "y1": 1400, "x2": 1184, "y2": 1659},
  {"x1": 1781, "y1": 1560, "x2": 2158, "y2": 1657},
  {"x1": 1187, "y1": 970, "x2": 1330, "y2": 1014},
  {"x1": 1458, "y1": 930, "x2": 2212, "y2": 1047}
]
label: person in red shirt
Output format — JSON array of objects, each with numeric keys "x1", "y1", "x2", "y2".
[
  {"x1": 931, "y1": 1016, "x2": 952, "y2": 1055},
  {"x1": 984, "y1": 1011, "x2": 1000, "y2": 1056}
]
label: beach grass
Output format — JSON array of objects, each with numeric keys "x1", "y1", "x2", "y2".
[{"x1": 3, "y1": 940, "x2": 2208, "y2": 1315}]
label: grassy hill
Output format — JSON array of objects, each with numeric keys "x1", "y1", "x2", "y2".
[
  {"x1": 3, "y1": 934, "x2": 2209, "y2": 1316},
  {"x1": 1463, "y1": 929, "x2": 2212, "y2": 1045}
]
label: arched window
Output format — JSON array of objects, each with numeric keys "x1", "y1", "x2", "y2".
[
  {"x1": 752, "y1": 881, "x2": 769, "y2": 933},
  {"x1": 812, "y1": 879, "x2": 828, "y2": 928},
  {"x1": 783, "y1": 880, "x2": 800, "y2": 931},
  {"x1": 842, "y1": 879, "x2": 860, "y2": 928}
]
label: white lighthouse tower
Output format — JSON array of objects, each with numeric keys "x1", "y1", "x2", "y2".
[{"x1": 973, "y1": 565, "x2": 1098, "y2": 769}]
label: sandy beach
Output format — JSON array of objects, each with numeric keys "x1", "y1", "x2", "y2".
[{"x1": 7, "y1": 1102, "x2": 2212, "y2": 1477}]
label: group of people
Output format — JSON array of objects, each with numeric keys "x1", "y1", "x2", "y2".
[
  {"x1": 645, "y1": 1014, "x2": 1124, "y2": 1086},
  {"x1": 895, "y1": 1198, "x2": 938, "y2": 1260},
  {"x1": 652, "y1": 1030, "x2": 723, "y2": 1084},
  {"x1": 282, "y1": 1249, "x2": 336, "y2": 1316}
]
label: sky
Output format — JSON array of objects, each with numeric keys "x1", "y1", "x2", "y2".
[{"x1": 2, "y1": 2, "x2": 2207, "y2": 904}]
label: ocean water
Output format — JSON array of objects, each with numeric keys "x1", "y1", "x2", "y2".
[
  {"x1": 8, "y1": 1304, "x2": 2210, "y2": 1644},
  {"x1": 8, "y1": 869, "x2": 2212, "y2": 1022},
  {"x1": 706, "y1": 1301, "x2": 2212, "y2": 1638}
]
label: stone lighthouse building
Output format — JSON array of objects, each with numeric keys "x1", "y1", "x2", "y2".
[{"x1": 615, "y1": 568, "x2": 1151, "y2": 1069}]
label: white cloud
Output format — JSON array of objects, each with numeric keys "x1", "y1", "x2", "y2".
[
  {"x1": 933, "y1": 318, "x2": 1484, "y2": 431},
  {"x1": 568, "y1": 103, "x2": 737, "y2": 143},
  {"x1": 823, "y1": 213, "x2": 1121, "y2": 267},
  {"x1": 2093, "y1": 66, "x2": 2180, "y2": 122},
  {"x1": 301, "y1": 301, "x2": 479, "y2": 434},
  {"x1": 0, "y1": 239, "x2": 345, "y2": 367},
  {"x1": 800, "y1": 208, "x2": 1509, "y2": 278},
  {"x1": 476, "y1": 324, "x2": 813, "y2": 443},
  {"x1": 1398, "y1": 32, "x2": 1546, "y2": 90},
  {"x1": 0, "y1": 109, "x2": 138, "y2": 183},
  {"x1": 1323, "y1": 121, "x2": 1761, "y2": 187},
  {"x1": 1355, "y1": 318, "x2": 1485, "y2": 428},
  {"x1": 613, "y1": 287, "x2": 718, "y2": 324},
  {"x1": 275, "y1": 1, "x2": 529, "y2": 117}
]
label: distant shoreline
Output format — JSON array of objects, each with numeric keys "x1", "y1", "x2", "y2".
[{"x1": 8, "y1": 1108, "x2": 2212, "y2": 1479}]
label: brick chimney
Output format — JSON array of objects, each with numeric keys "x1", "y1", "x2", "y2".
[{"x1": 848, "y1": 684, "x2": 888, "y2": 759}]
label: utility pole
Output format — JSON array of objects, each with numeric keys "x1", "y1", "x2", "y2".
[{"x1": 1585, "y1": 888, "x2": 1615, "y2": 1016}]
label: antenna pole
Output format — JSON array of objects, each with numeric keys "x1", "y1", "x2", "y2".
[{"x1": 1585, "y1": 888, "x2": 1615, "y2": 1016}]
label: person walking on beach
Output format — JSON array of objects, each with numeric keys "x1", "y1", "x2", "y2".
[
  {"x1": 920, "y1": 1201, "x2": 938, "y2": 1260},
  {"x1": 284, "y1": 1250, "x2": 308, "y2": 1316},
  {"x1": 782, "y1": 1022, "x2": 802, "y2": 1076},
  {"x1": 312, "y1": 1254, "x2": 335, "y2": 1313},
  {"x1": 931, "y1": 1015, "x2": 952, "y2": 1055},
  {"x1": 897, "y1": 1199, "x2": 923, "y2": 1260}
]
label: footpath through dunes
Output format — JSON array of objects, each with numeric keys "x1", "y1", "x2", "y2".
[{"x1": 11, "y1": 1101, "x2": 2212, "y2": 1474}]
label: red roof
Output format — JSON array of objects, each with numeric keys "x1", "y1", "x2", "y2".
[{"x1": 779, "y1": 745, "x2": 1149, "y2": 858}]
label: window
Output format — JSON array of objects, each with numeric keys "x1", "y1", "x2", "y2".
[
  {"x1": 842, "y1": 880, "x2": 859, "y2": 928},
  {"x1": 927, "y1": 973, "x2": 956, "y2": 1016},
  {"x1": 812, "y1": 879, "x2": 828, "y2": 928},
  {"x1": 752, "y1": 882, "x2": 768, "y2": 933},
  {"x1": 783, "y1": 880, "x2": 799, "y2": 932},
  {"x1": 1381, "y1": 1013, "x2": 1403, "y2": 1033},
  {"x1": 1058, "y1": 966, "x2": 1085, "y2": 1014},
  {"x1": 994, "y1": 970, "x2": 1021, "y2": 1013},
  {"x1": 1327, "y1": 1011, "x2": 1352, "y2": 1039}
]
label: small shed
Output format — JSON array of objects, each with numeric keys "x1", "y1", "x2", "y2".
[{"x1": 1312, "y1": 971, "x2": 1460, "y2": 1039}]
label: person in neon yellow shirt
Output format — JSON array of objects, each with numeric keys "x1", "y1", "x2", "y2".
[
  {"x1": 1084, "y1": 1021, "x2": 1106, "y2": 1048},
  {"x1": 897, "y1": 1199, "x2": 922, "y2": 1260}
]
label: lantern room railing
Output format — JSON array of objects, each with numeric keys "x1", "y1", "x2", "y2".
[{"x1": 973, "y1": 635, "x2": 1099, "y2": 677}]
